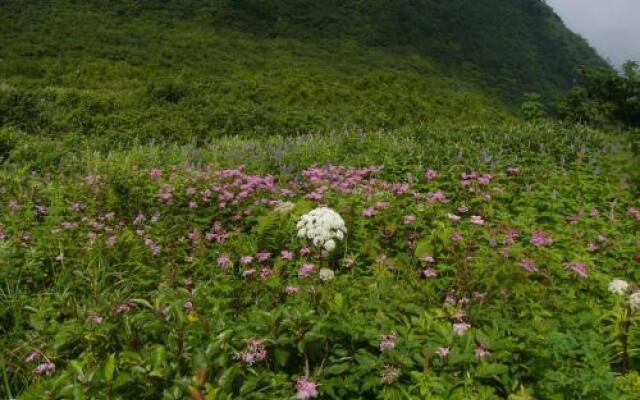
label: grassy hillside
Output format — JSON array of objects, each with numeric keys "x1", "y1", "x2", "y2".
[
  {"x1": 0, "y1": 0, "x2": 514, "y2": 143},
  {"x1": 210, "y1": 0, "x2": 607, "y2": 100}
]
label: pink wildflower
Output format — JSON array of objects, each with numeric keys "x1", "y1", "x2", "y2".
[
  {"x1": 112, "y1": 300, "x2": 136, "y2": 315},
  {"x1": 478, "y1": 174, "x2": 492, "y2": 185},
  {"x1": 530, "y1": 230, "x2": 553, "y2": 247},
  {"x1": 144, "y1": 238, "x2": 161, "y2": 255},
  {"x1": 425, "y1": 169, "x2": 439, "y2": 181},
  {"x1": 475, "y1": 345, "x2": 491, "y2": 359},
  {"x1": 286, "y1": 286, "x2": 300, "y2": 295},
  {"x1": 470, "y1": 215, "x2": 485, "y2": 225},
  {"x1": 587, "y1": 242, "x2": 599, "y2": 252},
  {"x1": 88, "y1": 314, "x2": 104, "y2": 324},
  {"x1": 217, "y1": 254, "x2": 231, "y2": 269},
  {"x1": 281, "y1": 250, "x2": 295, "y2": 260},
  {"x1": 518, "y1": 258, "x2": 537, "y2": 272},
  {"x1": 403, "y1": 214, "x2": 416, "y2": 224},
  {"x1": 148, "y1": 168, "x2": 162, "y2": 179},
  {"x1": 428, "y1": 191, "x2": 448, "y2": 203},
  {"x1": 448, "y1": 213, "x2": 462, "y2": 222},
  {"x1": 421, "y1": 255, "x2": 436, "y2": 263},
  {"x1": 260, "y1": 268, "x2": 273, "y2": 279},
  {"x1": 436, "y1": 347, "x2": 450, "y2": 359},
  {"x1": 505, "y1": 229, "x2": 519, "y2": 245},
  {"x1": 33, "y1": 362, "x2": 55, "y2": 375},
  {"x1": 628, "y1": 207, "x2": 640, "y2": 221},
  {"x1": 240, "y1": 256, "x2": 254, "y2": 265},
  {"x1": 105, "y1": 235, "x2": 117, "y2": 247},
  {"x1": 379, "y1": 334, "x2": 397, "y2": 351},
  {"x1": 295, "y1": 378, "x2": 319, "y2": 399},
  {"x1": 422, "y1": 268, "x2": 438, "y2": 278},
  {"x1": 237, "y1": 339, "x2": 267, "y2": 366},
  {"x1": 256, "y1": 251, "x2": 271, "y2": 263},
  {"x1": 453, "y1": 322, "x2": 471, "y2": 336},
  {"x1": 362, "y1": 207, "x2": 378, "y2": 217},
  {"x1": 25, "y1": 351, "x2": 40, "y2": 363},
  {"x1": 9, "y1": 200, "x2": 21, "y2": 212},
  {"x1": 299, "y1": 263, "x2": 315, "y2": 277},
  {"x1": 568, "y1": 262, "x2": 588, "y2": 278}
]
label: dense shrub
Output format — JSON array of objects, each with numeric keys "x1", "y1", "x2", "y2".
[{"x1": 558, "y1": 61, "x2": 640, "y2": 128}]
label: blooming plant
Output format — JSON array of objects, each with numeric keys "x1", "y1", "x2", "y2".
[
  {"x1": 296, "y1": 207, "x2": 347, "y2": 252},
  {"x1": 0, "y1": 126, "x2": 639, "y2": 399}
]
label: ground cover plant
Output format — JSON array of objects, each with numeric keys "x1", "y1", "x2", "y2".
[{"x1": 1, "y1": 125, "x2": 639, "y2": 399}]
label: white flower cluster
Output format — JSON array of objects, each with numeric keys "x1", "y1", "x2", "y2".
[
  {"x1": 297, "y1": 207, "x2": 347, "y2": 252},
  {"x1": 608, "y1": 278, "x2": 640, "y2": 311},
  {"x1": 630, "y1": 292, "x2": 640, "y2": 311},
  {"x1": 319, "y1": 268, "x2": 335, "y2": 282},
  {"x1": 609, "y1": 278, "x2": 630, "y2": 296}
]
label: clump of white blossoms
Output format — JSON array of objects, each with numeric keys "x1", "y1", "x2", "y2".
[
  {"x1": 609, "y1": 279, "x2": 630, "y2": 296},
  {"x1": 630, "y1": 292, "x2": 640, "y2": 311},
  {"x1": 296, "y1": 207, "x2": 347, "y2": 252},
  {"x1": 319, "y1": 267, "x2": 335, "y2": 282}
]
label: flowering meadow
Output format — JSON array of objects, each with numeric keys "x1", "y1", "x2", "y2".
[{"x1": 1, "y1": 125, "x2": 640, "y2": 399}]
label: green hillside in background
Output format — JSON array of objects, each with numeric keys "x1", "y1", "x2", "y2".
[
  {"x1": 210, "y1": 0, "x2": 607, "y2": 99},
  {"x1": 0, "y1": 0, "x2": 605, "y2": 143}
]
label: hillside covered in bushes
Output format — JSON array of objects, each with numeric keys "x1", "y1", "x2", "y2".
[{"x1": 0, "y1": 0, "x2": 605, "y2": 143}]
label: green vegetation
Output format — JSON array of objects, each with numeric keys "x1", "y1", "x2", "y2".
[
  {"x1": 210, "y1": 0, "x2": 607, "y2": 100},
  {"x1": 0, "y1": 0, "x2": 515, "y2": 143},
  {"x1": 1, "y1": 1, "x2": 639, "y2": 399},
  {"x1": 1, "y1": 124, "x2": 639, "y2": 399},
  {"x1": 558, "y1": 61, "x2": 640, "y2": 129}
]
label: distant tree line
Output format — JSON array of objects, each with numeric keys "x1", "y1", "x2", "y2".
[{"x1": 558, "y1": 61, "x2": 640, "y2": 129}]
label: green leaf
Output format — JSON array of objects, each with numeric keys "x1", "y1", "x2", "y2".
[
  {"x1": 274, "y1": 348, "x2": 290, "y2": 367},
  {"x1": 476, "y1": 363, "x2": 509, "y2": 378},
  {"x1": 104, "y1": 353, "x2": 116, "y2": 383},
  {"x1": 414, "y1": 239, "x2": 434, "y2": 258}
]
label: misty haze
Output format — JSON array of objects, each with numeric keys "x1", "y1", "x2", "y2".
[{"x1": 546, "y1": 0, "x2": 640, "y2": 66}]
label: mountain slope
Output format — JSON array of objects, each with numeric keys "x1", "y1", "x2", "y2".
[
  {"x1": 210, "y1": 0, "x2": 607, "y2": 99},
  {"x1": 0, "y1": 0, "x2": 513, "y2": 142},
  {"x1": 0, "y1": 0, "x2": 605, "y2": 142}
]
